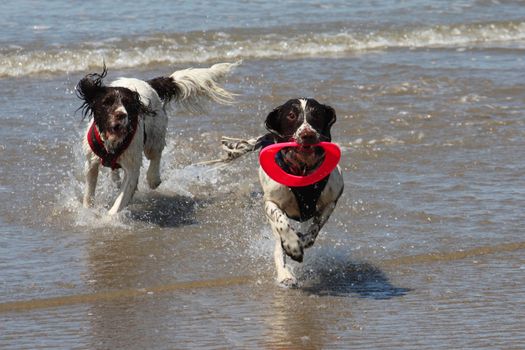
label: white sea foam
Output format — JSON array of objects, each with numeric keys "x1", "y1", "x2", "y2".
[{"x1": 2, "y1": 21, "x2": 524, "y2": 78}]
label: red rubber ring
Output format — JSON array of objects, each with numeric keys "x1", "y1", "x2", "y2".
[{"x1": 259, "y1": 141, "x2": 341, "y2": 187}]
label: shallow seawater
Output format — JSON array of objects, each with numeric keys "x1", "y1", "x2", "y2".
[{"x1": 1, "y1": 1, "x2": 525, "y2": 349}]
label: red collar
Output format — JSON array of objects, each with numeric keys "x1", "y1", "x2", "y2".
[{"x1": 86, "y1": 118, "x2": 138, "y2": 170}]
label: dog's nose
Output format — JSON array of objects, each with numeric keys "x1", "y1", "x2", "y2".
[
  {"x1": 109, "y1": 112, "x2": 128, "y2": 132},
  {"x1": 298, "y1": 128, "x2": 319, "y2": 145},
  {"x1": 109, "y1": 110, "x2": 128, "y2": 131},
  {"x1": 113, "y1": 110, "x2": 128, "y2": 120}
]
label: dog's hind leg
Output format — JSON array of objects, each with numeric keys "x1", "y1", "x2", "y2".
[
  {"x1": 145, "y1": 154, "x2": 162, "y2": 189},
  {"x1": 144, "y1": 132, "x2": 164, "y2": 190},
  {"x1": 83, "y1": 160, "x2": 99, "y2": 208},
  {"x1": 144, "y1": 114, "x2": 166, "y2": 190},
  {"x1": 265, "y1": 201, "x2": 304, "y2": 263}
]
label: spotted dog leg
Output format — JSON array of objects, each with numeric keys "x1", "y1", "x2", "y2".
[
  {"x1": 300, "y1": 202, "x2": 337, "y2": 248},
  {"x1": 269, "y1": 222, "x2": 298, "y2": 287},
  {"x1": 264, "y1": 201, "x2": 304, "y2": 263}
]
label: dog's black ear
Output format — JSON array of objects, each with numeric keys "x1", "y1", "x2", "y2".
[
  {"x1": 322, "y1": 104, "x2": 337, "y2": 141},
  {"x1": 130, "y1": 90, "x2": 154, "y2": 116},
  {"x1": 324, "y1": 104, "x2": 336, "y2": 128},
  {"x1": 264, "y1": 106, "x2": 283, "y2": 137},
  {"x1": 76, "y1": 65, "x2": 108, "y2": 118}
]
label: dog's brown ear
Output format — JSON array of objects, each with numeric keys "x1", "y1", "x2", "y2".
[
  {"x1": 130, "y1": 90, "x2": 154, "y2": 116},
  {"x1": 76, "y1": 69, "x2": 107, "y2": 101},
  {"x1": 264, "y1": 106, "x2": 283, "y2": 137},
  {"x1": 76, "y1": 65, "x2": 108, "y2": 118}
]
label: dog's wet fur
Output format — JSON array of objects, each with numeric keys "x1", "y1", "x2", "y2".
[
  {"x1": 259, "y1": 98, "x2": 344, "y2": 286},
  {"x1": 77, "y1": 62, "x2": 237, "y2": 215}
]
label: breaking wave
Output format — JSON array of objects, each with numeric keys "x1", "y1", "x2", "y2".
[{"x1": 2, "y1": 20, "x2": 525, "y2": 78}]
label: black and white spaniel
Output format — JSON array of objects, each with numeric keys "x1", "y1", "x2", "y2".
[
  {"x1": 221, "y1": 98, "x2": 344, "y2": 286},
  {"x1": 77, "y1": 62, "x2": 238, "y2": 215}
]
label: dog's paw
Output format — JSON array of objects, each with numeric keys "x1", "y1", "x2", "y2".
[
  {"x1": 276, "y1": 266, "x2": 298, "y2": 288},
  {"x1": 281, "y1": 236, "x2": 304, "y2": 262},
  {"x1": 278, "y1": 276, "x2": 298, "y2": 288},
  {"x1": 147, "y1": 177, "x2": 162, "y2": 190},
  {"x1": 299, "y1": 232, "x2": 316, "y2": 248}
]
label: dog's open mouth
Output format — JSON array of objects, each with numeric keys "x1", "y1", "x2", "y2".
[
  {"x1": 279, "y1": 145, "x2": 326, "y2": 176},
  {"x1": 104, "y1": 126, "x2": 127, "y2": 143}
]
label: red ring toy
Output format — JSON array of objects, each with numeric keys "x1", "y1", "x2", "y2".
[{"x1": 259, "y1": 141, "x2": 341, "y2": 187}]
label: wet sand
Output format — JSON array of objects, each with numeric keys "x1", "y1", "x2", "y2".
[
  {"x1": 1, "y1": 9, "x2": 525, "y2": 347},
  {"x1": 1, "y1": 233, "x2": 524, "y2": 349}
]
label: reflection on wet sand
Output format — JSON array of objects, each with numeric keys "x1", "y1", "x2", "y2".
[
  {"x1": 83, "y1": 194, "x2": 219, "y2": 349},
  {"x1": 1, "y1": 240, "x2": 523, "y2": 314},
  {"x1": 256, "y1": 240, "x2": 525, "y2": 348},
  {"x1": 261, "y1": 260, "x2": 408, "y2": 349},
  {"x1": 264, "y1": 288, "x2": 326, "y2": 349},
  {"x1": 86, "y1": 229, "x2": 166, "y2": 349}
]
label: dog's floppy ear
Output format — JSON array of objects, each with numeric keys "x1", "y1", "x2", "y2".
[
  {"x1": 322, "y1": 104, "x2": 337, "y2": 141},
  {"x1": 129, "y1": 90, "x2": 154, "y2": 117},
  {"x1": 324, "y1": 104, "x2": 336, "y2": 128},
  {"x1": 76, "y1": 65, "x2": 108, "y2": 119},
  {"x1": 264, "y1": 105, "x2": 283, "y2": 137}
]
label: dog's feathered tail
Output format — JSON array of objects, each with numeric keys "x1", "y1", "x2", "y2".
[{"x1": 147, "y1": 61, "x2": 240, "y2": 112}]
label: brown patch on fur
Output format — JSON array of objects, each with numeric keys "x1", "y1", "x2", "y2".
[{"x1": 147, "y1": 76, "x2": 181, "y2": 103}]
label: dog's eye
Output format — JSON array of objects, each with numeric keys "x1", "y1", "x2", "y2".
[
  {"x1": 287, "y1": 112, "x2": 297, "y2": 121},
  {"x1": 102, "y1": 96, "x2": 115, "y2": 106}
]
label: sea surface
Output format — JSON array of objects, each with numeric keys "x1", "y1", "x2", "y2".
[{"x1": 1, "y1": 1, "x2": 524, "y2": 349}]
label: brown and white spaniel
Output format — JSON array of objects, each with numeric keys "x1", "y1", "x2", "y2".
[{"x1": 77, "y1": 62, "x2": 238, "y2": 215}]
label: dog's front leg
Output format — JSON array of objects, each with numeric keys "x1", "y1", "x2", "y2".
[
  {"x1": 108, "y1": 165, "x2": 140, "y2": 215},
  {"x1": 265, "y1": 201, "x2": 300, "y2": 286},
  {"x1": 83, "y1": 160, "x2": 99, "y2": 208},
  {"x1": 265, "y1": 201, "x2": 304, "y2": 262},
  {"x1": 301, "y1": 202, "x2": 337, "y2": 248},
  {"x1": 271, "y1": 230, "x2": 298, "y2": 287}
]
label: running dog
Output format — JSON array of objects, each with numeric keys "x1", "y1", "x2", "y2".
[
  {"x1": 77, "y1": 62, "x2": 238, "y2": 215},
  {"x1": 222, "y1": 98, "x2": 343, "y2": 286}
]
